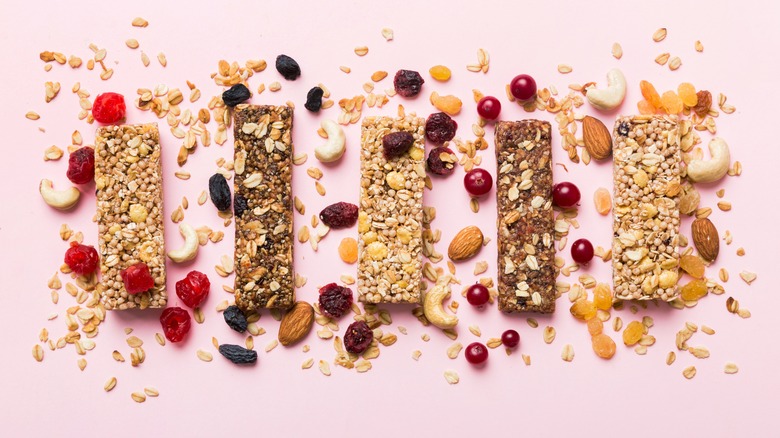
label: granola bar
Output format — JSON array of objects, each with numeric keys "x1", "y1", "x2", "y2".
[
  {"x1": 358, "y1": 115, "x2": 425, "y2": 304},
  {"x1": 612, "y1": 115, "x2": 681, "y2": 300},
  {"x1": 95, "y1": 124, "x2": 166, "y2": 310},
  {"x1": 233, "y1": 104, "x2": 295, "y2": 311},
  {"x1": 495, "y1": 120, "x2": 556, "y2": 313}
]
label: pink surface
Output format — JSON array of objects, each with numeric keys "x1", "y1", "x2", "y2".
[{"x1": 1, "y1": 0, "x2": 779, "y2": 436}]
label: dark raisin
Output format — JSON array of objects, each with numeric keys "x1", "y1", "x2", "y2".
[
  {"x1": 218, "y1": 344, "x2": 257, "y2": 364},
  {"x1": 426, "y1": 147, "x2": 456, "y2": 176},
  {"x1": 304, "y1": 86, "x2": 323, "y2": 112},
  {"x1": 425, "y1": 112, "x2": 458, "y2": 144},
  {"x1": 234, "y1": 194, "x2": 248, "y2": 217},
  {"x1": 319, "y1": 202, "x2": 358, "y2": 229},
  {"x1": 617, "y1": 122, "x2": 630, "y2": 136},
  {"x1": 222, "y1": 84, "x2": 251, "y2": 107},
  {"x1": 382, "y1": 131, "x2": 415, "y2": 159},
  {"x1": 393, "y1": 69, "x2": 424, "y2": 97},
  {"x1": 275, "y1": 54, "x2": 301, "y2": 80},
  {"x1": 318, "y1": 283, "x2": 353, "y2": 318},
  {"x1": 344, "y1": 321, "x2": 373, "y2": 354},
  {"x1": 209, "y1": 173, "x2": 231, "y2": 212},
  {"x1": 223, "y1": 305, "x2": 248, "y2": 333}
]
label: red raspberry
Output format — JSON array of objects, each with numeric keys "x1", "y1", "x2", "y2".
[
  {"x1": 160, "y1": 307, "x2": 191, "y2": 343},
  {"x1": 175, "y1": 271, "x2": 211, "y2": 308},
  {"x1": 66, "y1": 147, "x2": 95, "y2": 185},
  {"x1": 63, "y1": 242, "x2": 99, "y2": 276},
  {"x1": 92, "y1": 92, "x2": 126, "y2": 124},
  {"x1": 120, "y1": 263, "x2": 155, "y2": 294}
]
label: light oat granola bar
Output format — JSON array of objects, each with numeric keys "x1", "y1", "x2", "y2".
[
  {"x1": 95, "y1": 124, "x2": 166, "y2": 310},
  {"x1": 358, "y1": 115, "x2": 425, "y2": 304},
  {"x1": 233, "y1": 104, "x2": 295, "y2": 311},
  {"x1": 495, "y1": 120, "x2": 556, "y2": 313},
  {"x1": 612, "y1": 115, "x2": 681, "y2": 301}
]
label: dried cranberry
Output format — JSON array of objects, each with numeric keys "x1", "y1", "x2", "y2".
[
  {"x1": 92, "y1": 92, "x2": 126, "y2": 124},
  {"x1": 318, "y1": 283, "x2": 353, "y2": 318},
  {"x1": 304, "y1": 86, "x2": 323, "y2": 112},
  {"x1": 175, "y1": 271, "x2": 210, "y2": 308},
  {"x1": 425, "y1": 112, "x2": 458, "y2": 144},
  {"x1": 275, "y1": 54, "x2": 301, "y2": 80},
  {"x1": 66, "y1": 147, "x2": 95, "y2": 185},
  {"x1": 393, "y1": 69, "x2": 424, "y2": 97},
  {"x1": 222, "y1": 84, "x2": 251, "y2": 107},
  {"x1": 426, "y1": 147, "x2": 456, "y2": 176},
  {"x1": 209, "y1": 173, "x2": 231, "y2": 212},
  {"x1": 160, "y1": 307, "x2": 191, "y2": 343},
  {"x1": 234, "y1": 194, "x2": 248, "y2": 217},
  {"x1": 120, "y1": 262, "x2": 155, "y2": 295},
  {"x1": 319, "y1": 202, "x2": 358, "y2": 229},
  {"x1": 63, "y1": 241, "x2": 99, "y2": 276},
  {"x1": 382, "y1": 131, "x2": 415, "y2": 159},
  {"x1": 344, "y1": 321, "x2": 373, "y2": 354}
]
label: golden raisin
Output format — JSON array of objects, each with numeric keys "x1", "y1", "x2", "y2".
[
  {"x1": 570, "y1": 299, "x2": 597, "y2": 321},
  {"x1": 661, "y1": 90, "x2": 683, "y2": 114},
  {"x1": 587, "y1": 318, "x2": 603, "y2": 336},
  {"x1": 677, "y1": 82, "x2": 698, "y2": 107},
  {"x1": 639, "y1": 80, "x2": 662, "y2": 108},
  {"x1": 593, "y1": 283, "x2": 612, "y2": 310},
  {"x1": 679, "y1": 255, "x2": 705, "y2": 279},
  {"x1": 622, "y1": 321, "x2": 644, "y2": 346},
  {"x1": 680, "y1": 278, "x2": 708, "y2": 301},
  {"x1": 637, "y1": 100, "x2": 655, "y2": 115},
  {"x1": 592, "y1": 334, "x2": 616, "y2": 359},
  {"x1": 429, "y1": 65, "x2": 451, "y2": 82},
  {"x1": 338, "y1": 237, "x2": 358, "y2": 264}
]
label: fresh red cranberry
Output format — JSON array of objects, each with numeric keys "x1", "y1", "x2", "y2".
[
  {"x1": 571, "y1": 239, "x2": 594, "y2": 265},
  {"x1": 175, "y1": 271, "x2": 211, "y2": 308},
  {"x1": 477, "y1": 96, "x2": 501, "y2": 120},
  {"x1": 552, "y1": 182, "x2": 581, "y2": 208},
  {"x1": 92, "y1": 92, "x2": 126, "y2": 124},
  {"x1": 465, "y1": 342, "x2": 488, "y2": 364},
  {"x1": 63, "y1": 241, "x2": 99, "y2": 276},
  {"x1": 160, "y1": 307, "x2": 191, "y2": 343},
  {"x1": 501, "y1": 329, "x2": 520, "y2": 348},
  {"x1": 466, "y1": 283, "x2": 490, "y2": 307},
  {"x1": 120, "y1": 263, "x2": 155, "y2": 294},
  {"x1": 464, "y1": 168, "x2": 493, "y2": 197},
  {"x1": 510, "y1": 74, "x2": 537, "y2": 101},
  {"x1": 66, "y1": 147, "x2": 95, "y2": 185}
]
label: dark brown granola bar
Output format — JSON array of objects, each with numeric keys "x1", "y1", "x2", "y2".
[
  {"x1": 95, "y1": 124, "x2": 167, "y2": 310},
  {"x1": 233, "y1": 104, "x2": 295, "y2": 311},
  {"x1": 495, "y1": 120, "x2": 556, "y2": 313}
]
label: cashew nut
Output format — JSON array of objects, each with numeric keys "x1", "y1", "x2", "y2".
[
  {"x1": 585, "y1": 68, "x2": 627, "y2": 111},
  {"x1": 167, "y1": 223, "x2": 199, "y2": 263},
  {"x1": 687, "y1": 138, "x2": 730, "y2": 184},
  {"x1": 423, "y1": 276, "x2": 458, "y2": 329},
  {"x1": 314, "y1": 119, "x2": 346, "y2": 163},
  {"x1": 39, "y1": 179, "x2": 81, "y2": 210}
]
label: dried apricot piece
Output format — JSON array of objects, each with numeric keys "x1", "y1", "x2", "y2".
[
  {"x1": 677, "y1": 82, "x2": 698, "y2": 107},
  {"x1": 570, "y1": 299, "x2": 597, "y2": 321},
  {"x1": 338, "y1": 237, "x2": 358, "y2": 264},
  {"x1": 587, "y1": 318, "x2": 603, "y2": 336},
  {"x1": 622, "y1": 321, "x2": 644, "y2": 346},
  {"x1": 680, "y1": 278, "x2": 708, "y2": 301},
  {"x1": 593, "y1": 283, "x2": 612, "y2": 310},
  {"x1": 430, "y1": 91, "x2": 462, "y2": 115},
  {"x1": 429, "y1": 65, "x2": 452, "y2": 82},
  {"x1": 639, "y1": 80, "x2": 662, "y2": 108},
  {"x1": 679, "y1": 254, "x2": 705, "y2": 279},
  {"x1": 661, "y1": 90, "x2": 683, "y2": 114},
  {"x1": 592, "y1": 334, "x2": 616, "y2": 359},
  {"x1": 637, "y1": 100, "x2": 655, "y2": 115},
  {"x1": 593, "y1": 188, "x2": 612, "y2": 215}
]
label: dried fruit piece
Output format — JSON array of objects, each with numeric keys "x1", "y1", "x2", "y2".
[
  {"x1": 222, "y1": 84, "x2": 251, "y2": 107},
  {"x1": 639, "y1": 81, "x2": 662, "y2": 108},
  {"x1": 275, "y1": 54, "x2": 301, "y2": 80},
  {"x1": 593, "y1": 283, "x2": 612, "y2": 310},
  {"x1": 304, "y1": 86, "x2": 323, "y2": 112},
  {"x1": 637, "y1": 99, "x2": 655, "y2": 115},
  {"x1": 223, "y1": 305, "x2": 248, "y2": 333},
  {"x1": 318, "y1": 283, "x2": 353, "y2": 318},
  {"x1": 678, "y1": 83, "x2": 698, "y2": 107},
  {"x1": 591, "y1": 334, "x2": 616, "y2": 359},
  {"x1": 234, "y1": 194, "x2": 248, "y2": 217},
  {"x1": 570, "y1": 300, "x2": 597, "y2": 321},
  {"x1": 160, "y1": 307, "x2": 191, "y2": 343},
  {"x1": 92, "y1": 92, "x2": 126, "y2": 123},
  {"x1": 64, "y1": 242, "x2": 99, "y2": 276},
  {"x1": 66, "y1": 147, "x2": 95, "y2": 184},
  {"x1": 338, "y1": 238, "x2": 358, "y2": 264},
  {"x1": 587, "y1": 318, "x2": 603, "y2": 336},
  {"x1": 175, "y1": 270, "x2": 211, "y2": 308},
  {"x1": 593, "y1": 188, "x2": 612, "y2": 215},
  {"x1": 430, "y1": 92, "x2": 462, "y2": 115},
  {"x1": 693, "y1": 90, "x2": 712, "y2": 117},
  {"x1": 661, "y1": 90, "x2": 683, "y2": 114},
  {"x1": 425, "y1": 112, "x2": 458, "y2": 144},
  {"x1": 209, "y1": 173, "x2": 231, "y2": 212},
  {"x1": 319, "y1": 202, "x2": 358, "y2": 228},
  {"x1": 382, "y1": 131, "x2": 415, "y2": 159},
  {"x1": 680, "y1": 279, "x2": 708, "y2": 301},
  {"x1": 120, "y1": 263, "x2": 154, "y2": 294},
  {"x1": 218, "y1": 344, "x2": 257, "y2": 364},
  {"x1": 680, "y1": 255, "x2": 705, "y2": 279},
  {"x1": 429, "y1": 65, "x2": 451, "y2": 81},
  {"x1": 344, "y1": 321, "x2": 373, "y2": 354},
  {"x1": 622, "y1": 321, "x2": 644, "y2": 346},
  {"x1": 427, "y1": 147, "x2": 456, "y2": 176},
  {"x1": 393, "y1": 69, "x2": 424, "y2": 97}
]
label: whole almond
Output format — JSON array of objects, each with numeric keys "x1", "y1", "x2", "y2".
[
  {"x1": 448, "y1": 225, "x2": 484, "y2": 261},
  {"x1": 691, "y1": 218, "x2": 719, "y2": 262},
  {"x1": 278, "y1": 301, "x2": 314, "y2": 346},
  {"x1": 582, "y1": 116, "x2": 612, "y2": 160}
]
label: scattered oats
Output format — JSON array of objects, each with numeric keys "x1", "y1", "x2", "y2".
[
  {"x1": 443, "y1": 370, "x2": 459, "y2": 384},
  {"x1": 194, "y1": 307, "x2": 205, "y2": 324},
  {"x1": 724, "y1": 363, "x2": 739, "y2": 374},
  {"x1": 371, "y1": 70, "x2": 388, "y2": 82},
  {"x1": 613, "y1": 316, "x2": 623, "y2": 332},
  {"x1": 739, "y1": 271, "x2": 756, "y2": 285},
  {"x1": 125, "y1": 39, "x2": 139, "y2": 49},
  {"x1": 695, "y1": 40, "x2": 704, "y2": 52},
  {"x1": 557, "y1": 64, "x2": 573, "y2": 74},
  {"x1": 265, "y1": 340, "x2": 279, "y2": 352},
  {"x1": 701, "y1": 325, "x2": 715, "y2": 335},
  {"x1": 689, "y1": 346, "x2": 710, "y2": 359},
  {"x1": 653, "y1": 28, "x2": 667, "y2": 42},
  {"x1": 682, "y1": 366, "x2": 697, "y2": 379},
  {"x1": 77, "y1": 358, "x2": 87, "y2": 371},
  {"x1": 197, "y1": 349, "x2": 213, "y2": 362},
  {"x1": 131, "y1": 392, "x2": 146, "y2": 403},
  {"x1": 468, "y1": 325, "x2": 481, "y2": 337},
  {"x1": 132, "y1": 17, "x2": 148, "y2": 27},
  {"x1": 126, "y1": 336, "x2": 143, "y2": 348},
  {"x1": 737, "y1": 308, "x2": 751, "y2": 319},
  {"x1": 269, "y1": 81, "x2": 281, "y2": 92},
  {"x1": 157, "y1": 52, "x2": 167, "y2": 67},
  {"x1": 412, "y1": 350, "x2": 422, "y2": 361},
  {"x1": 32, "y1": 345, "x2": 44, "y2": 362},
  {"x1": 526, "y1": 318, "x2": 539, "y2": 328},
  {"x1": 561, "y1": 344, "x2": 574, "y2": 362},
  {"x1": 26, "y1": 111, "x2": 41, "y2": 120},
  {"x1": 669, "y1": 56, "x2": 682, "y2": 71},
  {"x1": 104, "y1": 377, "x2": 117, "y2": 392},
  {"x1": 655, "y1": 53, "x2": 670, "y2": 65},
  {"x1": 522, "y1": 354, "x2": 531, "y2": 366},
  {"x1": 354, "y1": 46, "x2": 369, "y2": 56},
  {"x1": 381, "y1": 28, "x2": 394, "y2": 41},
  {"x1": 340, "y1": 66, "x2": 351, "y2": 74},
  {"x1": 315, "y1": 181, "x2": 326, "y2": 196},
  {"x1": 612, "y1": 42, "x2": 623, "y2": 59},
  {"x1": 174, "y1": 171, "x2": 191, "y2": 180},
  {"x1": 486, "y1": 338, "x2": 502, "y2": 349},
  {"x1": 302, "y1": 358, "x2": 314, "y2": 369},
  {"x1": 543, "y1": 326, "x2": 556, "y2": 344},
  {"x1": 155, "y1": 333, "x2": 165, "y2": 346},
  {"x1": 318, "y1": 360, "x2": 331, "y2": 376},
  {"x1": 144, "y1": 387, "x2": 159, "y2": 397},
  {"x1": 470, "y1": 197, "x2": 479, "y2": 213},
  {"x1": 666, "y1": 351, "x2": 676, "y2": 365}
]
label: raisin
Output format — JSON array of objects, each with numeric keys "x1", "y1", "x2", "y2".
[
  {"x1": 591, "y1": 334, "x2": 616, "y2": 359},
  {"x1": 338, "y1": 238, "x2": 358, "y2": 264},
  {"x1": 160, "y1": 307, "x2": 191, "y2": 343},
  {"x1": 92, "y1": 92, "x2": 126, "y2": 124},
  {"x1": 66, "y1": 147, "x2": 95, "y2": 185},
  {"x1": 587, "y1": 318, "x2": 604, "y2": 336},
  {"x1": 425, "y1": 112, "x2": 458, "y2": 144},
  {"x1": 680, "y1": 255, "x2": 705, "y2": 279},
  {"x1": 617, "y1": 122, "x2": 630, "y2": 136},
  {"x1": 209, "y1": 173, "x2": 231, "y2": 212},
  {"x1": 382, "y1": 131, "x2": 414, "y2": 159},
  {"x1": 639, "y1": 80, "x2": 662, "y2": 108},
  {"x1": 319, "y1": 202, "x2": 358, "y2": 228},
  {"x1": 218, "y1": 344, "x2": 257, "y2": 364},
  {"x1": 593, "y1": 283, "x2": 613, "y2": 311},
  {"x1": 622, "y1": 321, "x2": 644, "y2": 346},
  {"x1": 120, "y1": 263, "x2": 154, "y2": 295},
  {"x1": 693, "y1": 90, "x2": 712, "y2": 117},
  {"x1": 318, "y1": 283, "x2": 353, "y2": 319},
  {"x1": 393, "y1": 69, "x2": 424, "y2": 97},
  {"x1": 175, "y1": 270, "x2": 210, "y2": 308},
  {"x1": 344, "y1": 321, "x2": 373, "y2": 354},
  {"x1": 678, "y1": 82, "x2": 698, "y2": 107},
  {"x1": 234, "y1": 194, "x2": 248, "y2": 217},
  {"x1": 680, "y1": 279, "x2": 708, "y2": 301},
  {"x1": 569, "y1": 299, "x2": 597, "y2": 321},
  {"x1": 661, "y1": 91, "x2": 683, "y2": 114},
  {"x1": 275, "y1": 54, "x2": 301, "y2": 80},
  {"x1": 64, "y1": 242, "x2": 99, "y2": 276},
  {"x1": 223, "y1": 305, "x2": 248, "y2": 333},
  {"x1": 426, "y1": 147, "x2": 456, "y2": 176},
  {"x1": 304, "y1": 86, "x2": 323, "y2": 112},
  {"x1": 222, "y1": 84, "x2": 251, "y2": 107}
]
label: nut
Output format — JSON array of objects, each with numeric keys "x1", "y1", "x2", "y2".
[
  {"x1": 691, "y1": 218, "x2": 719, "y2": 262},
  {"x1": 687, "y1": 138, "x2": 730, "y2": 184},
  {"x1": 585, "y1": 68, "x2": 626, "y2": 111},
  {"x1": 278, "y1": 301, "x2": 314, "y2": 346},
  {"x1": 582, "y1": 116, "x2": 612, "y2": 160},
  {"x1": 423, "y1": 276, "x2": 458, "y2": 329},
  {"x1": 314, "y1": 119, "x2": 346, "y2": 163},
  {"x1": 39, "y1": 179, "x2": 81, "y2": 210},
  {"x1": 167, "y1": 223, "x2": 199, "y2": 263},
  {"x1": 447, "y1": 225, "x2": 483, "y2": 261}
]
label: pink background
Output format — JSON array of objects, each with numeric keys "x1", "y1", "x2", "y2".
[{"x1": 2, "y1": 0, "x2": 778, "y2": 436}]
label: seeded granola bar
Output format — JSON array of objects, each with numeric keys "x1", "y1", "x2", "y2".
[
  {"x1": 95, "y1": 124, "x2": 166, "y2": 310},
  {"x1": 612, "y1": 115, "x2": 681, "y2": 301},
  {"x1": 495, "y1": 120, "x2": 556, "y2": 313},
  {"x1": 233, "y1": 104, "x2": 295, "y2": 311},
  {"x1": 358, "y1": 115, "x2": 425, "y2": 304}
]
